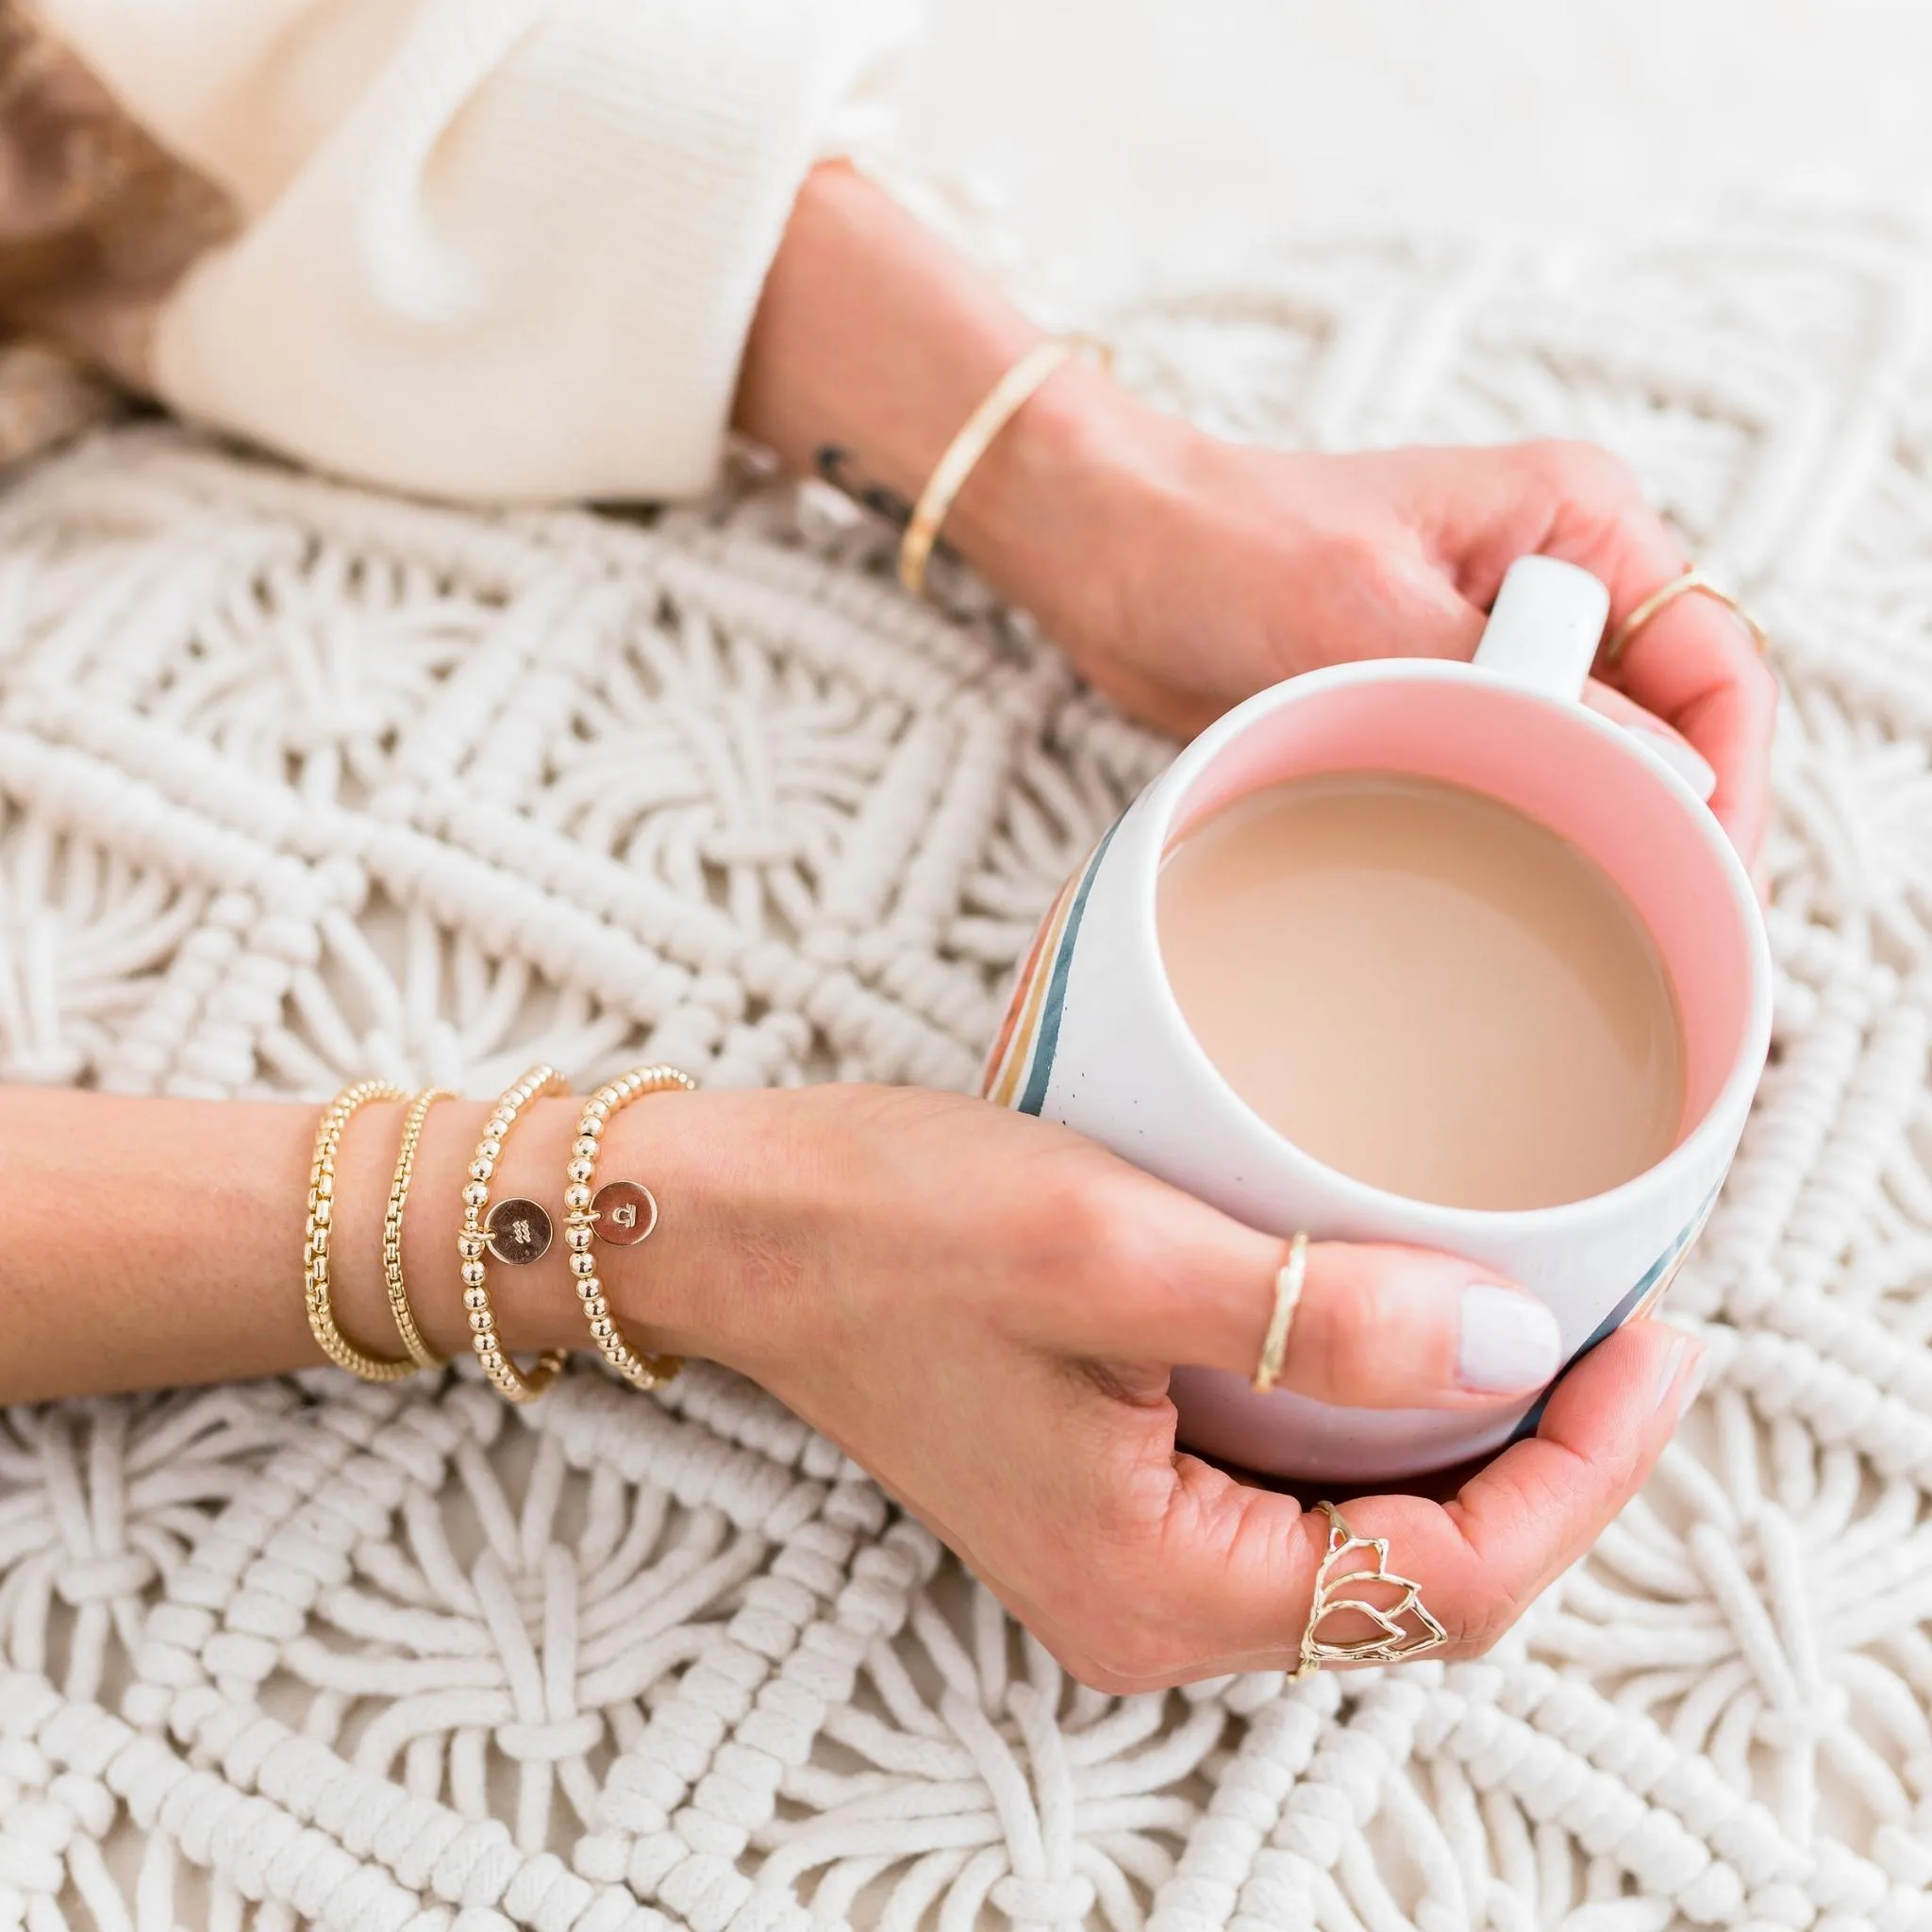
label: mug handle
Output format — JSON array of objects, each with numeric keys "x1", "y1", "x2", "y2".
[{"x1": 1472, "y1": 556, "x2": 1610, "y2": 702}]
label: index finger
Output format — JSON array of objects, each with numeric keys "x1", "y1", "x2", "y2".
[
  {"x1": 1609, "y1": 592, "x2": 1777, "y2": 863},
  {"x1": 1519, "y1": 452, "x2": 1778, "y2": 858}
]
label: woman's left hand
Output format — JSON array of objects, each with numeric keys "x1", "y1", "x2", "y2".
[{"x1": 989, "y1": 401, "x2": 1779, "y2": 863}]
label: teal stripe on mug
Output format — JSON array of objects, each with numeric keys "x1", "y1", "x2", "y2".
[
  {"x1": 1017, "y1": 815, "x2": 1124, "y2": 1119},
  {"x1": 1508, "y1": 1178, "x2": 1722, "y2": 1442}
]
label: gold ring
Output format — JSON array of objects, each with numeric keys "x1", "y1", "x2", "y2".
[
  {"x1": 1252, "y1": 1231, "x2": 1307, "y2": 1394},
  {"x1": 1292, "y1": 1501, "x2": 1449, "y2": 1679},
  {"x1": 1605, "y1": 566, "x2": 1768, "y2": 667}
]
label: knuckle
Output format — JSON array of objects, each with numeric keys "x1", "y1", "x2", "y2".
[
  {"x1": 1025, "y1": 1161, "x2": 1127, "y2": 1267},
  {"x1": 1327, "y1": 526, "x2": 1420, "y2": 608},
  {"x1": 1300, "y1": 1250, "x2": 1412, "y2": 1403},
  {"x1": 1324, "y1": 525, "x2": 1393, "y2": 575},
  {"x1": 1520, "y1": 437, "x2": 1641, "y2": 505},
  {"x1": 1048, "y1": 1168, "x2": 1183, "y2": 1313}
]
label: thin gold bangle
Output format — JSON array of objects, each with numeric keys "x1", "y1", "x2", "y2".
[
  {"x1": 563, "y1": 1064, "x2": 696, "y2": 1391},
  {"x1": 383, "y1": 1087, "x2": 452, "y2": 1370},
  {"x1": 459, "y1": 1063, "x2": 571, "y2": 1404},
  {"x1": 897, "y1": 334, "x2": 1112, "y2": 599},
  {"x1": 304, "y1": 1079, "x2": 416, "y2": 1383}
]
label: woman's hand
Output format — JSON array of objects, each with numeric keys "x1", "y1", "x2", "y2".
[
  {"x1": 632, "y1": 1086, "x2": 1705, "y2": 1690},
  {"x1": 737, "y1": 166, "x2": 1775, "y2": 861},
  {"x1": 981, "y1": 395, "x2": 1780, "y2": 864}
]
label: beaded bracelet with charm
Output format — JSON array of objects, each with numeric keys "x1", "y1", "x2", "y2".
[
  {"x1": 458, "y1": 1063, "x2": 570, "y2": 1404},
  {"x1": 305, "y1": 1079, "x2": 417, "y2": 1382},
  {"x1": 562, "y1": 1065, "x2": 696, "y2": 1391}
]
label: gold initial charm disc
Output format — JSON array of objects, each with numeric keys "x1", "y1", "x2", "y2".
[
  {"x1": 591, "y1": 1180, "x2": 658, "y2": 1246},
  {"x1": 485, "y1": 1197, "x2": 554, "y2": 1266}
]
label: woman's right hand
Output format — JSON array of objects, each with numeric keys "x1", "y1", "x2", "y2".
[{"x1": 628, "y1": 1084, "x2": 1705, "y2": 1690}]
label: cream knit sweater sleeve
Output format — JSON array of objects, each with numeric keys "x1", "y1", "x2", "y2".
[{"x1": 36, "y1": 0, "x2": 917, "y2": 502}]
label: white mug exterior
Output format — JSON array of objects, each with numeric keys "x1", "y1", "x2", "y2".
[{"x1": 987, "y1": 559, "x2": 1771, "y2": 1482}]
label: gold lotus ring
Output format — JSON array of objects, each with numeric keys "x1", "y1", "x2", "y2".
[
  {"x1": 1252, "y1": 1231, "x2": 1307, "y2": 1395},
  {"x1": 1605, "y1": 566, "x2": 1768, "y2": 667},
  {"x1": 1292, "y1": 1501, "x2": 1450, "y2": 1679}
]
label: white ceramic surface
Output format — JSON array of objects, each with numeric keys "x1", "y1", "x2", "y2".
[{"x1": 984, "y1": 558, "x2": 1773, "y2": 1482}]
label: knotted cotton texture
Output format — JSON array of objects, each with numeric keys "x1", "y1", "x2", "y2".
[{"x1": 3, "y1": 211, "x2": 1932, "y2": 1932}]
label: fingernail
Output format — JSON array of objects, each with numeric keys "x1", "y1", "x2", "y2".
[
  {"x1": 1457, "y1": 1285, "x2": 1563, "y2": 1393},
  {"x1": 1637, "y1": 730, "x2": 1718, "y2": 801},
  {"x1": 1649, "y1": 1334, "x2": 1691, "y2": 1412}
]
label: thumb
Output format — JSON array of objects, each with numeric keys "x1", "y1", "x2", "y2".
[
  {"x1": 1194, "y1": 1238, "x2": 1565, "y2": 1409},
  {"x1": 1050, "y1": 1199, "x2": 1566, "y2": 1410}
]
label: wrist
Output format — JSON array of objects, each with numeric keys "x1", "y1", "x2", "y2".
[
  {"x1": 327, "y1": 1098, "x2": 585, "y2": 1367},
  {"x1": 575, "y1": 1087, "x2": 774, "y2": 1370},
  {"x1": 330, "y1": 1089, "x2": 764, "y2": 1380},
  {"x1": 738, "y1": 161, "x2": 1199, "y2": 668},
  {"x1": 942, "y1": 365, "x2": 1196, "y2": 664}
]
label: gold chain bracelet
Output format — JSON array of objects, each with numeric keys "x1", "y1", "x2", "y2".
[
  {"x1": 305, "y1": 1079, "x2": 415, "y2": 1382},
  {"x1": 382, "y1": 1087, "x2": 452, "y2": 1371},
  {"x1": 563, "y1": 1065, "x2": 695, "y2": 1391},
  {"x1": 458, "y1": 1063, "x2": 570, "y2": 1404}
]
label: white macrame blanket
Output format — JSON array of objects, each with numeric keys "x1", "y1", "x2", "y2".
[{"x1": 3, "y1": 212, "x2": 1932, "y2": 1932}]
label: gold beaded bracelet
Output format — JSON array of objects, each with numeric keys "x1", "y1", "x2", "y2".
[
  {"x1": 382, "y1": 1087, "x2": 452, "y2": 1371},
  {"x1": 458, "y1": 1063, "x2": 570, "y2": 1404},
  {"x1": 561, "y1": 1065, "x2": 695, "y2": 1391},
  {"x1": 304, "y1": 1079, "x2": 416, "y2": 1383}
]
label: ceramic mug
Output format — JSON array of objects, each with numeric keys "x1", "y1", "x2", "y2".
[{"x1": 983, "y1": 557, "x2": 1772, "y2": 1484}]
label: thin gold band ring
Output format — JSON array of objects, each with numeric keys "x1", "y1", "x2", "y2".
[
  {"x1": 1252, "y1": 1231, "x2": 1308, "y2": 1395},
  {"x1": 1606, "y1": 567, "x2": 1768, "y2": 667}
]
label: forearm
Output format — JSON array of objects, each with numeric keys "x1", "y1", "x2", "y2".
[
  {"x1": 0, "y1": 1084, "x2": 761, "y2": 1406},
  {"x1": 1, "y1": 176, "x2": 1178, "y2": 1412}
]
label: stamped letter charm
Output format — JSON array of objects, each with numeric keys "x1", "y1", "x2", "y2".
[
  {"x1": 485, "y1": 1198, "x2": 554, "y2": 1266},
  {"x1": 591, "y1": 1180, "x2": 658, "y2": 1247}
]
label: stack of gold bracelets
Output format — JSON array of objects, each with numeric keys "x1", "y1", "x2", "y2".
[{"x1": 301, "y1": 1061, "x2": 694, "y2": 1403}]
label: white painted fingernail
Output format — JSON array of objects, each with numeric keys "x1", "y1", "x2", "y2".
[
  {"x1": 1650, "y1": 1334, "x2": 1691, "y2": 1412},
  {"x1": 1636, "y1": 730, "x2": 1718, "y2": 801},
  {"x1": 1457, "y1": 1285, "x2": 1563, "y2": 1393}
]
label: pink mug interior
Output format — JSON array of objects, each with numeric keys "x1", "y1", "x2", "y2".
[{"x1": 1162, "y1": 673, "x2": 1756, "y2": 1154}]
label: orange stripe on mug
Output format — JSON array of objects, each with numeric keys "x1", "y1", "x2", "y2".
[{"x1": 986, "y1": 864, "x2": 1082, "y2": 1108}]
